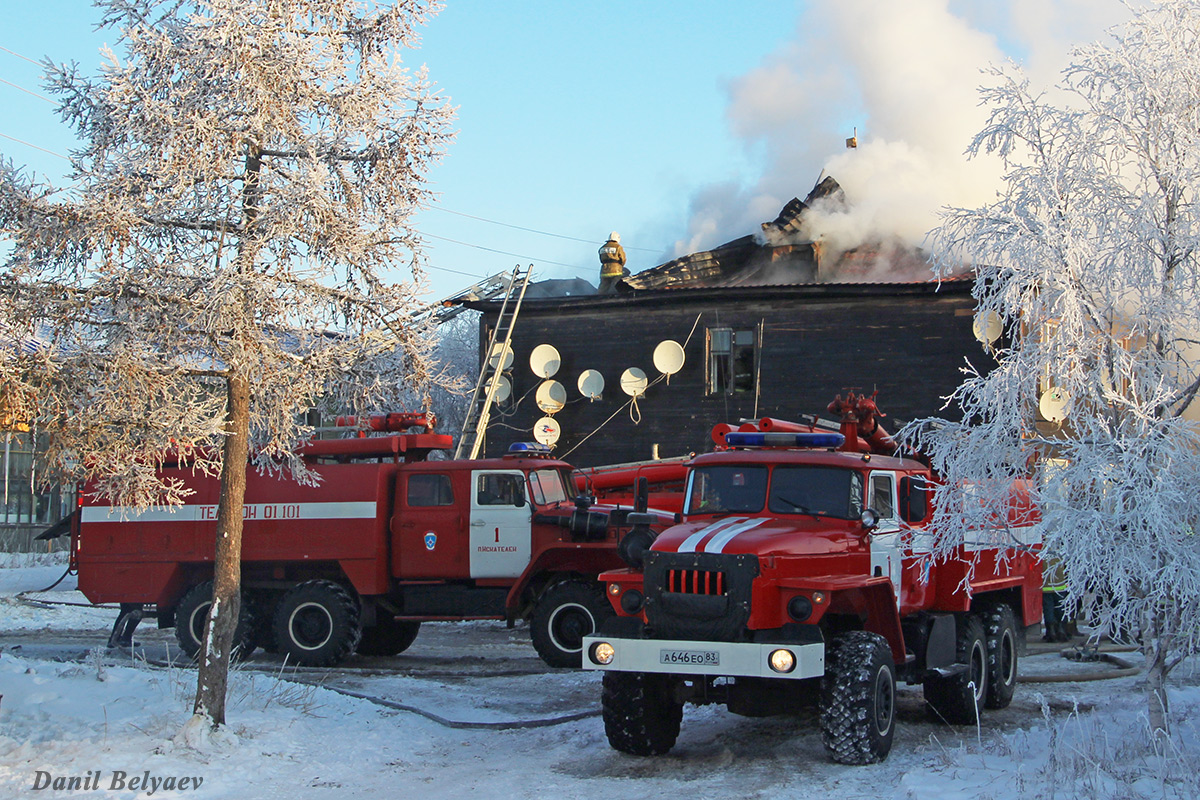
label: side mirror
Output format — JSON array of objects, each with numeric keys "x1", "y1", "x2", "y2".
[{"x1": 861, "y1": 509, "x2": 880, "y2": 531}]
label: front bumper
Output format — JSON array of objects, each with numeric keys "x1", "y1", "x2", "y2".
[{"x1": 581, "y1": 634, "x2": 825, "y2": 680}]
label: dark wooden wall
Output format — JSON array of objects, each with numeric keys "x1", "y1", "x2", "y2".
[{"x1": 472, "y1": 282, "x2": 985, "y2": 468}]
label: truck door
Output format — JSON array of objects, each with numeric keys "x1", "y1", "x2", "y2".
[
  {"x1": 469, "y1": 470, "x2": 532, "y2": 579},
  {"x1": 868, "y1": 470, "x2": 903, "y2": 607}
]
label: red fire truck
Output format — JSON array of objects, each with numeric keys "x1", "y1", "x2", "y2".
[
  {"x1": 582, "y1": 393, "x2": 1042, "y2": 764},
  {"x1": 71, "y1": 415, "x2": 677, "y2": 668}
]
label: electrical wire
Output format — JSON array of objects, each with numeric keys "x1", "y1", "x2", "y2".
[{"x1": 429, "y1": 206, "x2": 659, "y2": 253}]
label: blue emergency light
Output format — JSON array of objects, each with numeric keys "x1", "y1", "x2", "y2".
[
  {"x1": 723, "y1": 431, "x2": 845, "y2": 449},
  {"x1": 508, "y1": 442, "x2": 552, "y2": 453}
]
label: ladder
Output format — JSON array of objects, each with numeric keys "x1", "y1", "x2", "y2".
[
  {"x1": 412, "y1": 271, "x2": 515, "y2": 326},
  {"x1": 454, "y1": 265, "x2": 533, "y2": 459}
]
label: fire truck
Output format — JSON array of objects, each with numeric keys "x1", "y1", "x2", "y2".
[
  {"x1": 582, "y1": 393, "x2": 1042, "y2": 765},
  {"x1": 70, "y1": 414, "x2": 677, "y2": 668}
]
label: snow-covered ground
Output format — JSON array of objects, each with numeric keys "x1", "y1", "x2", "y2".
[{"x1": 2, "y1": 553, "x2": 1199, "y2": 799}]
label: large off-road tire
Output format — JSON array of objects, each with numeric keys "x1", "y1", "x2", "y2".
[
  {"x1": 819, "y1": 631, "x2": 896, "y2": 765},
  {"x1": 272, "y1": 580, "x2": 361, "y2": 667},
  {"x1": 983, "y1": 603, "x2": 1019, "y2": 709},
  {"x1": 924, "y1": 613, "x2": 988, "y2": 724},
  {"x1": 245, "y1": 590, "x2": 280, "y2": 653},
  {"x1": 601, "y1": 671, "x2": 684, "y2": 756},
  {"x1": 357, "y1": 617, "x2": 421, "y2": 657},
  {"x1": 173, "y1": 580, "x2": 255, "y2": 661},
  {"x1": 530, "y1": 580, "x2": 613, "y2": 668}
]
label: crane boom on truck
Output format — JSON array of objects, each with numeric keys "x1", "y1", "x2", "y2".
[
  {"x1": 583, "y1": 391, "x2": 1042, "y2": 764},
  {"x1": 69, "y1": 413, "x2": 681, "y2": 668}
]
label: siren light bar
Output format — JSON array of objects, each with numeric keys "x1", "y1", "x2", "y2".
[
  {"x1": 508, "y1": 442, "x2": 552, "y2": 454},
  {"x1": 724, "y1": 431, "x2": 845, "y2": 449}
]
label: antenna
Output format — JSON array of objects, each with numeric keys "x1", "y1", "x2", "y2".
[
  {"x1": 1039, "y1": 387, "x2": 1071, "y2": 423},
  {"x1": 973, "y1": 310, "x2": 1002, "y2": 346},
  {"x1": 534, "y1": 416, "x2": 561, "y2": 445},
  {"x1": 488, "y1": 342, "x2": 514, "y2": 371},
  {"x1": 578, "y1": 369, "x2": 605, "y2": 400},
  {"x1": 652, "y1": 340, "x2": 685, "y2": 375},
  {"x1": 535, "y1": 380, "x2": 567, "y2": 413},
  {"x1": 620, "y1": 367, "x2": 648, "y2": 397},
  {"x1": 529, "y1": 344, "x2": 561, "y2": 378},
  {"x1": 493, "y1": 374, "x2": 512, "y2": 403}
]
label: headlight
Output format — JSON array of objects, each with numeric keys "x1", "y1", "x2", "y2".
[
  {"x1": 768, "y1": 648, "x2": 796, "y2": 673},
  {"x1": 787, "y1": 594, "x2": 813, "y2": 622},
  {"x1": 590, "y1": 641, "x2": 616, "y2": 665},
  {"x1": 619, "y1": 589, "x2": 644, "y2": 614}
]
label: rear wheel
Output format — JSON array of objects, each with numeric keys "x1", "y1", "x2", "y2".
[
  {"x1": 357, "y1": 617, "x2": 421, "y2": 656},
  {"x1": 530, "y1": 580, "x2": 612, "y2": 668},
  {"x1": 601, "y1": 671, "x2": 684, "y2": 756},
  {"x1": 273, "y1": 580, "x2": 361, "y2": 667},
  {"x1": 819, "y1": 631, "x2": 896, "y2": 764},
  {"x1": 173, "y1": 580, "x2": 255, "y2": 661},
  {"x1": 924, "y1": 614, "x2": 988, "y2": 724},
  {"x1": 984, "y1": 603, "x2": 1019, "y2": 709}
]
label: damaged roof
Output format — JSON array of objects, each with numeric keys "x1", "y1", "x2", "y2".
[{"x1": 618, "y1": 176, "x2": 938, "y2": 292}]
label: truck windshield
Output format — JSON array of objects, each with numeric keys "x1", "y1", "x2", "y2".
[
  {"x1": 529, "y1": 468, "x2": 571, "y2": 506},
  {"x1": 768, "y1": 466, "x2": 864, "y2": 519},
  {"x1": 686, "y1": 466, "x2": 768, "y2": 514}
]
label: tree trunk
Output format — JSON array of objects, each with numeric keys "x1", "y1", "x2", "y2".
[
  {"x1": 1144, "y1": 606, "x2": 1171, "y2": 739},
  {"x1": 192, "y1": 372, "x2": 250, "y2": 727}
]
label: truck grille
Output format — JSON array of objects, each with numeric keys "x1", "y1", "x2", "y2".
[
  {"x1": 668, "y1": 568, "x2": 726, "y2": 596},
  {"x1": 643, "y1": 551, "x2": 759, "y2": 642}
]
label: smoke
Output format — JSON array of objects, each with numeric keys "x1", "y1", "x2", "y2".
[{"x1": 675, "y1": 0, "x2": 1132, "y2": 264}]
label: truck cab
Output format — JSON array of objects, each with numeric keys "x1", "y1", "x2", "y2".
[{"x1": 583, "y1": 397, "x2": 1042, "y2": 765}]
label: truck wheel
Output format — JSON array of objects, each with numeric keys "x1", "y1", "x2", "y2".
[
  {"x1": 819, "y1": 631, "x2": 896, "y2": 764},
  {"x1": 246, "y1": 591, "x2": 280, "y2": 653},
  {"x1": 601, "y1": 671, "x2": 683, "y2": 756},
  {"x1": 530, "y1": 580, "x2": 613, "y2": 668},
  {"x1": 273, "y1": 580, "x2": 361, "y2": 667},
  {"x1": 924, "y1": 614, "x2": 988, "y2": 724},
  {"x1": 357, "y1": 618, "x2": 421, "y2": 656},
  {"x1": 173, "y1": 580, "x2": 255, "y2": 661},
  {"x1": 984, "y1": 603, "x2": 1018, "y2": 709}
]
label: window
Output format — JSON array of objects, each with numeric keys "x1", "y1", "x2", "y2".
[
  {"x1": 768, "y1": 466, "x2": 864, "y2": 519},
  {"x1": 407, "y1": 474, "x2": 454, "y2": 507},
  {"x1": 686, "y1": 465, "x2": 768, "y2": 514},
  {"x1": 707, "y1": 327, "x2": 757, "y2": 395},
  {"x1": 528, "y1": 469, "x2": 571, "y2": 506},
  {"x1": 476, "y1": 473, "x2": 526, "y2": 507},
  {"x1": 869, "y1": 473, "x2": 895, "y2": 519}
]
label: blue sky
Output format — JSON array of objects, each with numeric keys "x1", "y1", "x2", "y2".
[{"x1": 0, "y1": 1, "x2": 1132, "y2": 299}]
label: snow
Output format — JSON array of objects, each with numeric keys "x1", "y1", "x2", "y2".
[{"x1": 3, "y1": 555, "x2": 1200, "y2": 799}]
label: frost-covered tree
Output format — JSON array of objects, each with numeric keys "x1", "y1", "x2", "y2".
[
  {"x1": 0, "y1": 0, "x2": 453, "y2": 732},
  {"x1": 905, "y1": 0, "x2": 1200, "y2": 736}
]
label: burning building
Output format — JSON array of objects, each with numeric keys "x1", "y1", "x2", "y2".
[{"x1": 466, "y1": 178, "x2": 982, "y2": 467}]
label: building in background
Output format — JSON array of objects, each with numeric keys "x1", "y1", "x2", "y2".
[{"x1": 466, "y1": 179, "x2": 986, "y2": 467}]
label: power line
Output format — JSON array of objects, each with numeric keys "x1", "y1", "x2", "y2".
[
  {"x1": 0, "y1": 76, "x2": 51, "y2": 102},
  {"x1": 429, "y1": 206, "x2": 659, "y2": 253},
  {"x1": 423, "y1": 232, "x2": 584, "y2": 270},
  {"x1": 0, "y1": 44, "x2": 42, "y2": 67},
  {"x1": 0, "y1": 131, "x2": 66, "y2": 159}
]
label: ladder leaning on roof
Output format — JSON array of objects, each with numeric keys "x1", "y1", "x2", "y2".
[{"x1": 454, "y1": 265, "x2": 533, "y2": 459}]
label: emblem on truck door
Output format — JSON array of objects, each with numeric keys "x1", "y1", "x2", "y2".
[{"x1": 424, "y1": 532, "x2": 437, "y2": 551}]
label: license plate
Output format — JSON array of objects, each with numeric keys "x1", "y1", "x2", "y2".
[{"x1": 659, "y1": 648, "x2": 720, "y2": 666}]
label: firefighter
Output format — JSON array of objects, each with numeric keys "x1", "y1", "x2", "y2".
[
  {"x1": 1042, "y1": 555, "x2": 1071, "y2": 642},
  {"x1": 597, "y1": 231, "x2": 628, "y2": 293}
]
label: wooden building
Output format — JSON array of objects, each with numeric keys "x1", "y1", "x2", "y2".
[{"x1": 466, "y1": 180, "x2": 987, "y2": 467}]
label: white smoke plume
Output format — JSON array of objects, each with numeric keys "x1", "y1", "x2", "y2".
[{"x1": 673, "y1": 0, "x2": 1133, "y2": 266}]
